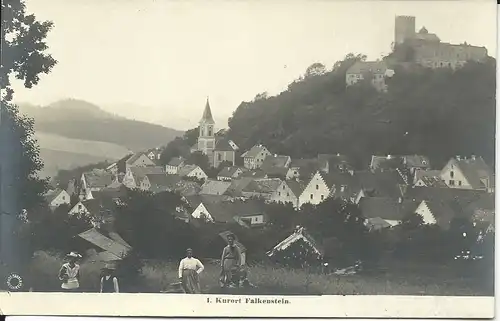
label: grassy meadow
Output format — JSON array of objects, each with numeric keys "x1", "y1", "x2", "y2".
[{"x1": 21, "y1": 251, "x2": 493, "y2": 296}]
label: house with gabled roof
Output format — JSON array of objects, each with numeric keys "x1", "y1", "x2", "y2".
[
  {"x1": 69, "y1": 196, "x2": 118, "y2": 227},
  {"x1": 213, "y1": 138, "x2": 237, "y2": 168},
  {"x1": 287, "y1": 158, "x2": 329, "y2": 180},
  {"x1": 369, "y1": 155, "x2": 405, "y2": 172},
  {"x1": 354, "y1": 169, "x2": 407, "y2": 200},
  {"x1": 166, "y1": 157, "x2": 185, "y2": 174},
  {"x1": 270, "y1": 179, "x2": 306, "y2": 209},
  {"x1": 346, "y1": 61, "x2": 393, "y2": 92},
  {"x1": 240, "y1": 178, "x2": 283, "y2": 200},
  {"x1": 44, "y1": 188, "x2": 71, "y2": 210},
  {"x1": 359, "y1": 197, "x2": 420, "y2": 230},
  {"x1": 80, "y1": 169, "x2": 115, "y2": 200},
  {"x1": 217, "y1": 166, "x2": 245, "y2": 181},
  {"x1": 260, "y1": 154, "x2": 291, "y2": 178},
  {"x1": 177, "y1": 164, "x2": 208, "y2": 181},
  {"x1": 318, "y1": 153, "x2": 353, "y2": 173},
  {"x1": 125, "y1": 152, "x2": 156, "y2": 171},
  {"x1": 200, "y1": 179, "x2": 232, "y2": 196},
  {"x1": 78, "y1": 228, "x2": 131, "y2": 261},
  {"x1": 440, "y1": 155, "x2": 494, "y2": 193},
  {"x1": 267, "y1": 226, "x2": 324, "y2": 264},
  {"x1": 413, "y1": 169, "x2": 445, "y2": 187},
  {"x1": 241, "y1": 144, "x2": 272, "y2": 169},
  {"x1": 298, "y1": 171, "x2": 332, "y2": 208},
  {"x1": 144, "y1": 173, "x2": 182, "y2": 194},
  {"x1": 123, "y1": 166, "x2": 165, "y2": 189},
  {"x1": 402, "y1": 155, "x2": 431, "y2": 173},
  {"x1": 190, "y1": 198, "x2": 268, "y2": 227}
]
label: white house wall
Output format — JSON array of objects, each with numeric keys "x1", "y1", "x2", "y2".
[
  {"x1": 415, "y1": 201, "x2": 437, "y2": 225},
  {"x1": 191, "y1": 203, "x2": 214, "y2": 221},
  {"x1": 298, "y1": 172, "x2": 331, "y2": 208}
]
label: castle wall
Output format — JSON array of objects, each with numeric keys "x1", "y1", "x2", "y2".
[{"x1": 413, "y1": 42, "x2": 488, "y2": 69}]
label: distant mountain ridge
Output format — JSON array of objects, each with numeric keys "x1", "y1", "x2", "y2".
[{"x1": 18, "y1": 99, "x2": 183, "y2": 151}]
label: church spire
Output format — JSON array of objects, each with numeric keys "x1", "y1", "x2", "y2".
[{"x1": 200, "y1": 96, "x2": 214, "y2": 123}]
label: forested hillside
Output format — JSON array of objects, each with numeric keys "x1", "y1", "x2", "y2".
[
  {"x1": 19, "y1": 99, "x2": 182, "y2": 152},
  {"x1": 227, "y1": 54, "x2": 496, "y2": 169}
]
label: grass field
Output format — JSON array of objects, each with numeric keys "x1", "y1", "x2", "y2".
[{"x1": 20, "y1": 251, "x2": 493, "y2": 296}]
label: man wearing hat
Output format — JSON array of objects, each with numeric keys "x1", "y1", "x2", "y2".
[
  {"x1": 100, "y1": 262, "x2": 119, "y2": 293},
  {"x1": 58, "y1": 252, "x2": 82, "y2": 291}
]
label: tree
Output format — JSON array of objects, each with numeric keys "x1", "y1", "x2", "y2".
[
  {"x1": 185, "y1": 151, "x2": 210, "y2": 172},
  {"x1": 2, "y1": 0, "x2": 57, "y2": 101},
  {"x1": 1, "y1": 0, "x2": 57, "y2": 276},
  {"x1": 305, "y1": 63, "x2": 326, "y2": 78}
]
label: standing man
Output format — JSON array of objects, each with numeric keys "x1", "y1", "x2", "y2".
[
  {"x1": 58, "y1": 252, "x2": 81, "y2": 292},
  {"x1": 100, "y1": 263, "x2": 119, "y2": 293},
  {"x1": 220, "y1": 234, "x2": 242, "y2": 288},
  {"x1": 178, "y1": 248, "x2": 204, "y2": 294}
]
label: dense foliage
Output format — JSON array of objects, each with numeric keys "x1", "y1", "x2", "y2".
[
  {"x1": 1, "y1": 0, "x2": 56, "y2": 274},
  {"x1": 227, "y1": 55, "x2": 495, "y2": 169}
]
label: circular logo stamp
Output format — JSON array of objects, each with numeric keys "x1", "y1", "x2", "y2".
[{"x1": 6, "y1": 273, "x2": 23, "y2": 290}]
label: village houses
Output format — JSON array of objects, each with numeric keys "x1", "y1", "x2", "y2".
[
  {"x1": 166, "y1": 157, "x2": 185, "y2": 174},
  {"x1": 125, "y1": 152, "x2": 156, "y2": 171},
  {"x1": 44, "y1": 188, "x2": 71, "y2": 210},
  {"x1": 241, "y1": 145, "x2": 272, "y2": 170},
  {"x1": 217, "y1": 166, "x2": 245, "y2": 181},
  {"x1": 440, "y1": 155, "x2": 494, "y2": 193}
]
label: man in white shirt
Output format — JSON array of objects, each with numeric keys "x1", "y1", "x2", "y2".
[{"x1": 178, "y1": 248, "x2": 204, "y2": 293}]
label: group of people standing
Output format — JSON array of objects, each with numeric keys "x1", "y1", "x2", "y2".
[
  {"x1": 58, "y1": 233, "x2": 245, "y2": 294},
  {"x1": 58, "y1": 252, "x2": 119, "y2": 293},
  {"x1": 178, "y1": 233, "x2": 244, "y2": 294}
]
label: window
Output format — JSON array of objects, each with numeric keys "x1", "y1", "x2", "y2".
[
  {"x1": 278, "y1": 192, "x2": 281, "y2": 196},
  {"x1": 458, "y1": 181, "x2": 462, "y2": 186},
  {"x1": 450, "y1": 171, "x2": 454, "y2": 178},
  {"x1": 321, "y1": 195, "x2": 324, "y2": 200},
  {"x1": 449, "y1": 180, "x2": 455, "y2": 186},
  {"x1": 316, "y1": 184, "x2": 319, "y2": 190},
  {"x1": 62, "y1": 196, "x2": 65, "y2": 200},
  {"x1": 283, "y1": 185, "x2": 285, "y2": 190},
  {"x1": 218, "y1": 153, "x2": 222, "y2": 161},
  {"x1": 310, "y1": 194, "x2": 313, "y2": 200},
  {"x1": 287, "y1": 193, "x2": 290, "y2": 197},
  {"x1": 78, "y1": 204, "x2": 82, "y2": 210}
]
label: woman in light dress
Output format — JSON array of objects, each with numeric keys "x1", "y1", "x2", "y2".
[
  {"x1": 58, "y1": 252, "x2": 82, "y2": 292},
  {"x1": 178, "y1": 248, "x2": 204, "y2": 293}
]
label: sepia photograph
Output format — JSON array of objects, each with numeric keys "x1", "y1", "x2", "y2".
[{"x1": 0, "y1": 0, "x2": 496, "y2": 318}]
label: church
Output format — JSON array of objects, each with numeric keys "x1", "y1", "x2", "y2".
[{"x1": 191, "y1": 98, "x2": 238, "y2": 168}]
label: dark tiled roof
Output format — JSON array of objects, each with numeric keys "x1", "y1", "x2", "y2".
[
  {"x1": 44, "y1": 188, "x2": 65, "y2": 204},
  {"x1": 202, "y1": 199, "x2": 268, "y2": 223},
  {"x1": 242, "y1": 178, "x2": 282, "y2": 194},
  {"x1": 126, "y1": 153, "x2": 147, "y2": 165},
  {"x1": 359, "y1": 197, "x2": 419, "y2": 221},
  {"x1": 355, "y1": 170, "x2": 406, "y2": 198},
  {"x1": 405, "y1": 186, "x2": 488, "y2": 207},
  {"x1": 214, "y1": 138, "x2": 235, "y2": 152},
  {"x1": 146, "y1": 173, "x2": 181, "y2": 193},
  {"x1": 167, "y1": 157, "x2": 185, "y2": 167},
  {"x1": 242, "y1": 145, "x2": 268, "y2": 159},
  {"x1": 403, "y1": 155, "x2": 430, "y2": 168},
  {"x1": 347, "y1": 61, "x2": 388, "y2": 75},
  {"x1": 217, "y1": 166, "x2": 243, "y2": 178},
  {"x1": 370, "y1": 155, "x2": 404, "y2": 171},
  {"x1": 239, "y1": 169, "x2": 267, "y2": 179},
  {"x1": 178, "y1": 165, "x2": 203, "y2": 177},
  {"x1": 261, "y1": 155, "x2": 290, "y2": 168},
  {"x1": 78, "y1": 228, "x2": 130, "y2": 258},
  {"x1": 317, "y1": 154, "x2": 353, "y2": 171},
  {"x1": 225, "y1": 178, "x2": 255, "y2": 196},
  {"x1": 419, "y1": 176, "x2": 447, "y2": 188},
  {"x1": 83, "y1": 170, "x2": 114, "y2": 189},
  {"x1": 200, "y1": 180, "x2": 232, "y2": 195},
  {"x1": 454, "y1": 157, "x2": 495, "y2": 189},
  {"x1": 286, "y1": 180, "x2": 307, "y2": 198},
  {"x1": 261, "y1": 166, "x2": 289, "y2": 178},
  {"x1": 290, "y1": 158, "x2": 327, "y2": 179}
]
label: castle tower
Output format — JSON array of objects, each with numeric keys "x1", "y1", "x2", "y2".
[
  {"x1": 197, "y1": 97, "x2": 216, "y2": 157},
  {"x1": 395, "y1": 15, "x2": 416, "y2": 45}
]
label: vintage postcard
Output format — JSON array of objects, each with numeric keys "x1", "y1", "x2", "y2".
[{"x1": 0, "y1": 0, "x2": 496, "y2": 318}]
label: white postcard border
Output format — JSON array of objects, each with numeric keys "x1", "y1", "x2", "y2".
[{"x1": 0, "y1": 293, "x2": 495, "y2": 318}]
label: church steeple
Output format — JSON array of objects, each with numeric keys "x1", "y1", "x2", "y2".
[{"x1": 200, "y1": 97, "x2": 214, "y2": 124}]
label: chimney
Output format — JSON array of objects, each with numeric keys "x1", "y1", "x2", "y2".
[
  {"x1": 471, "y1": 155, "x2": 476, "y2": 161},
  {"x1": 456, "y1": 155, "x2": 461, "y2": 161},
  {"x1": 387, "y1": 155, "x2": 392, "y2": 159}
]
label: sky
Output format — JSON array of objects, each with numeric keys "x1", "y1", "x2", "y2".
[{"x1": 11, "y1": 0, "x2": 497, "y2": 130}]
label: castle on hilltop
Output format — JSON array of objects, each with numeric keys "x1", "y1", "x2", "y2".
[
  {"x1": 393, "y1": 15, "x2": 488, "y2": 69},
  {"x1": 192, "y1": 98, "x2": 238, "y2": 168}
]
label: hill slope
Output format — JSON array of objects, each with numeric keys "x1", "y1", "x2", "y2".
[
  {"x1": 227, "y1": 56, "x2": 496, "y2": 169},
  {"x1": 18, "y1": 99, "x2": 183, "y2": 152}
]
